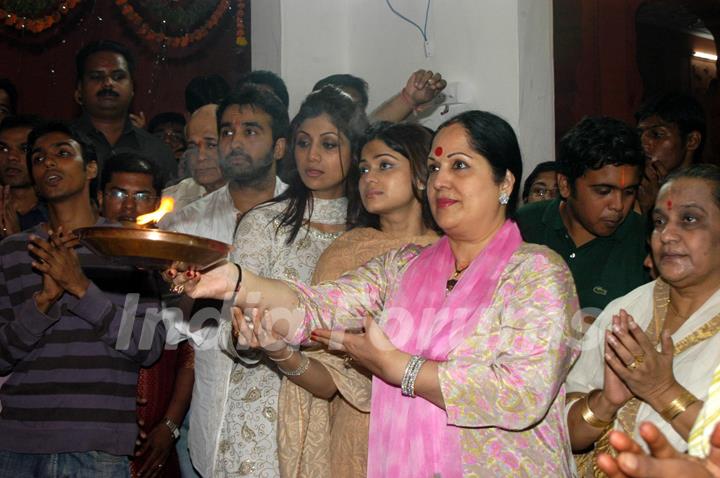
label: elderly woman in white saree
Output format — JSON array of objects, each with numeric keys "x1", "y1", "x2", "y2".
[{"x1": 565, "y1": 164, "x2": 720, "y2": 477}]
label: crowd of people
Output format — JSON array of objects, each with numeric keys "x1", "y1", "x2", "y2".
[{"x1": 0, "y1": 38, "x2": 719, "y2": 478}]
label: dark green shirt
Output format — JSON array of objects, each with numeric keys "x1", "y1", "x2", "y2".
[{"x1": 516, "y1": 198, "x2": 650, "y2": 312}]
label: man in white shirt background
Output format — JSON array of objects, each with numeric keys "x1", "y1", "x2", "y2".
[{"x1": 160, "y1": 84, "x2": 289, "y2": 477}]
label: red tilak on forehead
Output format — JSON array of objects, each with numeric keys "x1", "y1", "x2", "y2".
[
  {"x1": 667, "y1": 200, "x2": 673, "y2": 211},
  {"x1": 434, "y1": 146, "x2": 443, "y2": 156},
  {"x1": 620, "y1": 168, "x2": 626, "y2": 188}
]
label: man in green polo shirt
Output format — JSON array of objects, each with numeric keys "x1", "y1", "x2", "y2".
[{"x1": 517, "y1": 116, "x2": 650, "y2": 314}]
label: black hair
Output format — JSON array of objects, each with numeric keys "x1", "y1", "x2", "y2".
[
  {"x1": 76, "y1": 40, "x2": 135, "y2": 81},
  {"x1": 313, "y1": 74, "x2": 369, "y2": 109},
  {"x1": 148, "y1": 112, "x2": 186, "y2": 134},
  {"x1": 271, "y1": 86, "x2": 368, "y2": 244},
  {"x1": 185, "y1": 74, "x2": 230, "y2": 113},
  {"x1": 217, "y1": 85, "x2": 289, "y2": 143},
  {"x1": 26, "y1": 121, "x2": 97, "y2": 183},
  {"x1": 436, "y1": 110, "x2": 524, "y2": 218},
  {"x1": 0, "y1": 78, "x2": 18, "y2": 115},
  {"x1": 636, "y1": 92, "x2": 706, "y2": 162},
  {"x1": 236, "y1": 70, "x2": 289, "y2": 108},
  {"x1": 348, "y1": 121, "x2": 438, "y2": 231},
  {"x1": 99, "y1": 152, "x2": 162, "y2": 196},
  {"x1": 557, "y1": 116, "x2": 645, "y2": 193},
  {"x1": 0, "y1": 114, "x2": 42, "y2": 135},
  {"x1": 662, "y1": 163, "x2": 720, "y2": 209},
  {"x1": 522, "y1": 161, "x2": 558, "y2": 202}
]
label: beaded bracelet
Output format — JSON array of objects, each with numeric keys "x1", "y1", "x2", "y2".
[
  {"x1": 400, "y1": 355, "x2": 426, "y2": 398},
  {"x1": 278, "y1": 353, "x2": 310, "y2": 377}
]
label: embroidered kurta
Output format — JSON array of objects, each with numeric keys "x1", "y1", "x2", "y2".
[
  {"x1": 158, "y1": 178, "x2": 287, "y2": 477},
  {"x1": 215, "y1": 198, "x2": 346, "y2": 477},
  {"x1": 279, "y1": 227, "x2": 439, "y2": 478},
  {"x1": 287, "y1": 243, "x2": 580, "y2": 477}
]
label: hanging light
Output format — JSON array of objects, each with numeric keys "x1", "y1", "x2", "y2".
[{"x1": 693, "y1": 51, "x2": 718, "y2": 61}]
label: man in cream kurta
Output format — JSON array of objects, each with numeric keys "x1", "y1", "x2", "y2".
[
  {"x1": 160, "y1": 85, "x2": 290, "y2": 477},
  {"x1": 162, "y1": 178, "x2": 286, "y2": 477}
]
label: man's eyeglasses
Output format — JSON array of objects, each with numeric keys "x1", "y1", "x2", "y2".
[
  {"x1": 105, "y1": 189, "x2": 158, "y2": 203},
  {"x1": 529, "y1": 185, "x2": 558, "y2": 200}
]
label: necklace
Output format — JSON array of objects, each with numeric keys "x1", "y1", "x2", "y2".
[
  {"x1": 445, "y1": 263, "x2": 469, "y2": 293},
  {"x1": 668, "y1": 299, "x2": 689, "y2": 321}
]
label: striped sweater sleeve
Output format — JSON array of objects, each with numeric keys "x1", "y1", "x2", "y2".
[
  {"x1": 0, "y1": 234, "x2": 166, "y2": 373},
  {"x1": 0, "y1": 236, "x2": 61, "y2": 374},
  {"x1": 69, "y1": 281, "x2": 166, "y2": 367}
]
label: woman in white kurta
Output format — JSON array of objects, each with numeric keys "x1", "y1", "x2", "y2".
[
  {"x1": 211, "y1": 86, "x2": 368, "y2": 477},
  {"x1": 566, "y1": 165, "x2": 720, "y2": 477}
]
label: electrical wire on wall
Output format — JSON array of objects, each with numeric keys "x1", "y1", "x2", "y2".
[{"x1": 385, "y1": 0, "x2": 433, "y2": 57}]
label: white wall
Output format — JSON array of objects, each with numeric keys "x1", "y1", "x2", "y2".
[
  {"x1": 250, "y1": 0, "x2": 282, "y2": 73},
  {"x1": 517, "y1": 0, "x2": 556, "y2": 166},
  {"x1": 251, "y1": 0, "x2": 555, "y2": 176}
]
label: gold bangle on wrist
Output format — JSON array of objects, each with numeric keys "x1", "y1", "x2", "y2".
[
  {"x1": 659, "y1": 389, "x2": 698, "y2": 422},
  {"x1": 581, "y1": 390, "x2": 615, "y2": 429}
]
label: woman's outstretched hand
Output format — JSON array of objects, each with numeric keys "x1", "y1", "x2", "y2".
[
  {"x1": 311, "y1": 315, "x2": 406, "y2": 385},
  {"x1": 164, "y1": 261, "x2": 239, "y2": 300},
  {"x1": 230, "y1": 307, "x2": 286, "y2": 351}
]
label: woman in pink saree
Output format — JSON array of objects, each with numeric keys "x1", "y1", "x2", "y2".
[{"x1": 169, "y1": 110, "x2": 581, "y2": 477}]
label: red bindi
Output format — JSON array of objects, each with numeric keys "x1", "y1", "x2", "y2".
[
  {"x1": 667, "y1": 200, "x2": 673, "y2": 211},
  {"x1": 434, "y1": 146, "x2": 443, "y2": 156}
]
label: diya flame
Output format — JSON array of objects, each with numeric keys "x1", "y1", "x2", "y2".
[{"x1": 136, "y1": 197, "x2": 174, "y2": 226}]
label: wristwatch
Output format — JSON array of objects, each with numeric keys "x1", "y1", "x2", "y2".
[{"x1": 163, "y1": 417, "x2": 180, "y2": 440}]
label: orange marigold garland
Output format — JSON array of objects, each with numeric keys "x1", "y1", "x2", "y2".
[
  {"x1": 0, "y1": 0, "x2": 81, "y2": 33},
  {"x1": 114, "y1": 0, "x2": 233, "y2": 48},
  {"x1": 235, "y1": 0, "x2": 246, "y2": 46}
]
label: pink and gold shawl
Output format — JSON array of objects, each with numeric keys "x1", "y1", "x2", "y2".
[{"x1": 369, "y1": 220, "x2": 522, "y2": 477}]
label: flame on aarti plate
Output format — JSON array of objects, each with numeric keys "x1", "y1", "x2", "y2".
[{"x1": 136, "y1": 197, "x2": 174, "y2": 225}]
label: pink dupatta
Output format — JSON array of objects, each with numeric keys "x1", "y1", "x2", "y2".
[{"x1": 368, "y1": 220, "x2": 523, "y2": 477}]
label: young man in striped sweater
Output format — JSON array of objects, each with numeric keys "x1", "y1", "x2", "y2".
[{"x1": 0, "y1": 121, "x2": 167, "y2": 477}]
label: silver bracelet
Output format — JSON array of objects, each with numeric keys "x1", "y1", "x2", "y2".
[
  {"x1": 278, "y1": 352, "x2": 310, "y2": 376},
  {"x1": 400, "y1": 355, "x2": 426, "y2": 397}
]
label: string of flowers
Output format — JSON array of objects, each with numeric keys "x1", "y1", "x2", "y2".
[
  {"x1": 0, "y1": 0, "x2": 81, "y2": 33},
  {"x1": 114, "y1": 0, "x2": 230, "y2": 48},
  {"x1": 235, "y1": 0, "x2": 246, "y2": 46}
]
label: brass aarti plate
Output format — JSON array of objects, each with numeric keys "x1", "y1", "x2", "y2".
[{"x1": 75, "y1": 226, "x2": 232, "y2": 271}]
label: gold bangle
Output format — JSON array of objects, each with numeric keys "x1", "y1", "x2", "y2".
[
  {"x1": 659, "y1": 389, "x2": 698, "y2": 422},
  {"x1": 581, "y1": 390, "x2": 615, "y2": 429}
]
